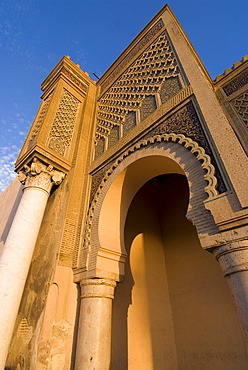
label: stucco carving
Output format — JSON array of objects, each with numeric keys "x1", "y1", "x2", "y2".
[
  {"x1": 61, "y1": 67, "x2": 88, "y2": 93},
  {"x1": 27, "y1": 91, "x2": 54, "y2": 149},
  {"x1": 223, "y1": 69, "x2": 248, "y2": 96},
  {"x1": 47, "y1": 89, "x2": 80, "y2": 157},
  {"x1": 231, "y1": 92, "x2": 248, "y2": 130},
  {"x1": 143, "y1": 101, "x2": 227, "y2": 195},
  {"x1": 92, "y1": 100, "x2": 227, "y2": 196},
  {"x1": 90, "y1": 134, "x2": 218, "y2": 206},
  {"x1": 95, "y1": 30, "x2": 183, "y2": 158},
  {"x1": 18, "y1": 158, "x2": 65, "y2": 193},
  {"x1": 82, "y1": 134, "x2": 219, "y2": 269},
  {"x1": 100, "y1": 19, "x2": 164, "y2": 92}
]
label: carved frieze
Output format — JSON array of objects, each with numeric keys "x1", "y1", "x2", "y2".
[
  {"x1": 61, "y1": 67, "x2": 88, "y2": 93},
  {"x1": 223, "y1": 69, "x2": 248, "y2": 96},
  {"x1": 84, "y1": 133, "x2": 220, "y2": 267},
  {"x1": 231, "y1": 92, "x2": 248, "y2": 130},
  {"x1": 143, "y1": 101, "x2": 227, "y2": 194},
  {"x1": 91, "y1": 102, "x2": 227, "y2": 202}
]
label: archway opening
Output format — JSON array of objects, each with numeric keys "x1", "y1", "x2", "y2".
[{"x1": 111, "y1": 173, "x2": 247, "y2": 369}]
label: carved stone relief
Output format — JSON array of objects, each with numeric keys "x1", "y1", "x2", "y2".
[
  {"x1": 91, "y1": 101, "x2": 227, "y2": 203},
  {"x1": 18, "y1": 158, "x2": 65, "y2": 193},
  {"x1": 100, "y1": 19, "x2": 164, "y2": 92},
  {"x1": 61, "y1": 67, "x2": 88, "y2": 93},
  {"x1": 27, "y1": 91, "x2": 54, "y2": 149},
  {"x1": 94, "y1": 30, "x2": 183, "y2": 158},
  {"x1": 143, "y1": 102, "x2": 227, "y2": 194},
  {"x1": 231, "y1": 92, "x2": 248, "y2": 130},
  {"x1": 82, "y1": 134, "x2": 220, "y2": 270},
  {"x1": 47, "y1": 89, "x2": 80, "y2": 157},
  {"x1": 223, "y1": 69, "x2": 248, "y2": 96}
]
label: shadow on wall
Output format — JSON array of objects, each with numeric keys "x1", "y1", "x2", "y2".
[{"x1": 111, "y1": 174, "x2": 248, "y2": 369}]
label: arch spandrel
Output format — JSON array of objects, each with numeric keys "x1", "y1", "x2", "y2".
[{"x1": 81, "y1": 134, "x2": 219, "y2": 281}]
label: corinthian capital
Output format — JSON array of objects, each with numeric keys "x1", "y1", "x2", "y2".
[{"x1": 18, "y1": 157, "x2": 65, "y2": 193}]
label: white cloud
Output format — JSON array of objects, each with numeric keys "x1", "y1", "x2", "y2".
[{"x1": 0, "y1": 145, "x2": 20, "y2": 193}]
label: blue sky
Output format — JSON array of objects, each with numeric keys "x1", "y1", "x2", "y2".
[{"x1": 0, "y1": 0, "x2": 247, "y2": 192}]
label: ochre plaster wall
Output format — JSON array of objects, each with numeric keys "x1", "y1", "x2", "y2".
[
  {"x1": 159, "y1": 175, "x2": 247, "y2": 369},
  {"x1": 35, "y1": 265, "x2": 77, "y2": 370},
  {"x1": 111, "y1": 177, "x2": 178, "y2": 369},
  {"x1": 111, "y1": 174, "x2": 248, "y2": 369}
]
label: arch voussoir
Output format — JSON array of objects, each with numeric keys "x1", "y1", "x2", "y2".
[{"x1": 82, "y1": 133, "x2": 219, "y2": 276}]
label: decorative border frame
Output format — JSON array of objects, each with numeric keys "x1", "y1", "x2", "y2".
[{"x1": 79, "y1": 133, "x2": 219, "y2": 269}]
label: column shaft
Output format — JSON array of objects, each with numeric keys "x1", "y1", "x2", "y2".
[
  {"x1": 0, "y1": 186, "x2": 49, "y2": 368},
  {"x1": 75, "y1": 278, "x2": 116, "y2": 370},
  {"x1": 0, "y1": 157, "x2": 64, "y2": 369}
]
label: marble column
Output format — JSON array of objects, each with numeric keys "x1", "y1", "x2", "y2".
[
  {"x1": 75, "y1": 278, "x2": 117, "y2": 370},
  {"x1": 0, "y1": 158, "x2": 64, "y2": 369},
  {"x1": 213, "y1": 238, "x2": 248, "y2": 346}
]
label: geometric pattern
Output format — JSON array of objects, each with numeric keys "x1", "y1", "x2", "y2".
[
  {"x1": 108, "y1": 125, "x2": 120, "y2": 149},
  {"x1": 143, "y1": 101, "x2": 227, "y2": 195},
  {"x1": 232, "y1": 92, "x2": 248, "y2": 130},
  {"x1": 28, "y1": 92, "x2": 53, "y2": 149},
  {"x1": 223, "y1": 69, "x2": 248, "y2": 96},
  {"x1": 124, "y1": 111, "x2": 137, "y2": 135},
  {"x1": 91, "y1": 101, "x2": 227, "y2": 201},
  {"x1": 48, "y1": 89, "x2": 80, "y2": 156},
  {"x1": 140, "y1": 95, "x2": 157, "y2": 121},
  {"x1": 160, "y1": 76, "x2": 181, "y2": 104},
  {"x1": 95, "y1": 137, "x2": 105, "y2": 159},
  {"x1": 94, "y1": 31, "x2": 183, "y2": 158},
  {"x1": 101, "y1": 19, "x2": 164, "y2": 92}
]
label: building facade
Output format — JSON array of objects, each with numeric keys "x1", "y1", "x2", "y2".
[{"x1": 1, "y1": 4, "x2": 248, "y2": 369}]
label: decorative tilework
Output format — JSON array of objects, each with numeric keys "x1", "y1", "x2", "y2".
[
  {"x1": 108, "y1": 125, "x2": 120, "y2": 148},
  {"x1": 48, "y1": 137, "x2": 65, "y2": 156},
  {"x1": 47, "y1": 89, "x2": 80, "y2": 157},
  {"x1": 223, "y1": 69, "x2": 248, "y2": 96},
  {"x1": 140, "y1": 95, "x2": 157, "y2": 121},
  {"x1": 160, "y1": 76, "x2": 181, "y2": 104},
  {"x1": 143, "y1": 101, "x2": 227, "y2": 194},
  {"x1": 95, "y1": 137, "x2": 105, "y2": 159},
  {"x1": 123, "y1": 111, "x2": 136, "y2": 134},
  {"x1": 231, "y1": 92, "x2": 248, "y2": 129}
]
